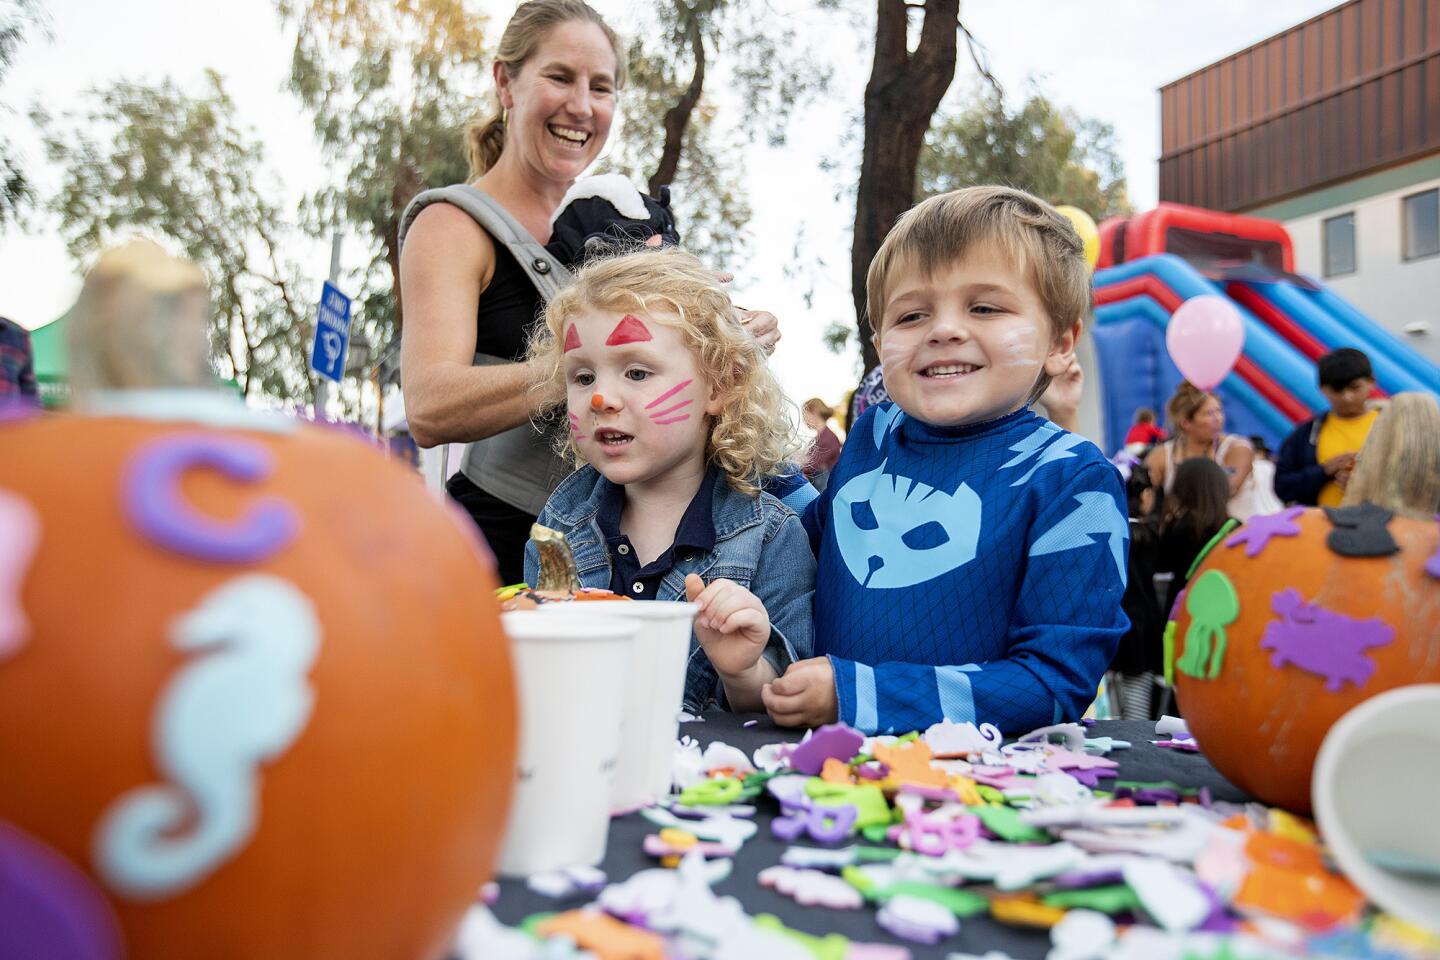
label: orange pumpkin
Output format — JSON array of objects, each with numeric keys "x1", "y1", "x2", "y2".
[
  {"x1": 0, "y1": 410, "x2": 516, "y2": 959},
  {"x1": 1173, "y1": 507, "x2": 1440, "y2": 813}
]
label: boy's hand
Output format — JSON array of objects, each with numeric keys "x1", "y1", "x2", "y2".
[
  {"x1": 1322, "y1": 452, "x2": 1356, "y2": 476},
  {"x1": 684, "y1": 574, "x2": 770, "y2": 680},
  {"x1": 762, "y1": 657, "x2": 838, "y2": 728}
]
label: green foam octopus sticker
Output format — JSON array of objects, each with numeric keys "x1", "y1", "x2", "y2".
[{"x1": 1176, "y1": 569, "x2": 1239, "y2": 680}]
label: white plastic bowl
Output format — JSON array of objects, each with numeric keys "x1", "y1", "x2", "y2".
[{"x1": 1311, "y1": 684, "x2": 1440, "y2": 933}]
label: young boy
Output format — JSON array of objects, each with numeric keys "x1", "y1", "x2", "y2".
[
  {"x1": 1274, "y1": 348, "x2": 1378, "y2": 507},
  {"x1": 762, "y1": 186, "x2": 1130, "y2": 735}
]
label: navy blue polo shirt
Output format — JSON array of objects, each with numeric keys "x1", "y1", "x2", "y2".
[{"x1": 597, "y1": 468, "x2": 718, "y2": 599}]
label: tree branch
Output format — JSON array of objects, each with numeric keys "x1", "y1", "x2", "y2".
[
  {"x1": 958, "y1": 13, "x2": 1001, "y2": 94},
  {"x1": 648, "y1": 14, "x2": 707, "y2": 194}
]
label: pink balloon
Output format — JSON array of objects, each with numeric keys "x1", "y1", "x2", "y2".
[{"x1": 1166, "y1": 295, "x2": 1245, "y2": 391}]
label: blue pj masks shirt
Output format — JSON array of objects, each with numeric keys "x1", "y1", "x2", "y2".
[{"x1": 802, "y1": 403, "x2": 1129, "y2": 735}]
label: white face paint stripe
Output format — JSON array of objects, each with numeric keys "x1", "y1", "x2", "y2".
[{"x1": 94, "y1": 574, "x2": 321, "y2": 900}]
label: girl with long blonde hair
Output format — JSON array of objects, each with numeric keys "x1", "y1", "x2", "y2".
[{"x1": 1342, "y1": 392, "x2": 1440, "y2": 519}]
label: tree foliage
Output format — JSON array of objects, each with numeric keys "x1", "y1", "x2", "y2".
[
  {"x1": 37, "y1": 72, "x2": 314, "y2": 405},
  {"x1": 601, "y1": 0, "x2": 829, "y2": 269},
  {"x1": 277, "y1": 0, "x2": 484, "y2": 356},
  {"x1": 600, "y1": 38, "x2": 750, "y2": 269},
  {"x1": 849, "y1": 0, "x2": 962, "y2": 372},
  {"x1": 919, "y1": 85, "x2": 1130, "y2": 220},
  {"x1": 0, "y1": 0, "x2": 48, "y2": 232}
]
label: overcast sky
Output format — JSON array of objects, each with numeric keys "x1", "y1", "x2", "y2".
[{"x1": 0, "y1": 0, "x2": 1340, "y2": 408}]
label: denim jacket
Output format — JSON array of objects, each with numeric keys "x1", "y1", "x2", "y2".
[{"x1": 524, "y1": 465, "x2": 816, "y2": 711}]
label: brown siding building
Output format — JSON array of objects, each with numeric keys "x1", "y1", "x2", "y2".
[
  {"x1": 1160, "y1": 0, "x2": 1440, "y2": 213},
  {"x1": 1159, "y1": 0, "x2": 1440, "y2": 364}
]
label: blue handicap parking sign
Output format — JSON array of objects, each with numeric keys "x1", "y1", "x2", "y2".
[{"x1": 310, "y1": 281, "x2": 352, "y2": 383}]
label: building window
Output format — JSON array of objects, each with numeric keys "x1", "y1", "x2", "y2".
[
  {"x1": 1323, "y1": 213, "x2": 1356, "y2": 277},
  {"x1": 1402, "y1": 189, "x2": 1439, "y2": 261}
]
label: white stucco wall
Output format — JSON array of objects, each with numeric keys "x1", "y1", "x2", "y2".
[{"x1": 1283, "y1": 175, "x2": 1440, "y2": 368}]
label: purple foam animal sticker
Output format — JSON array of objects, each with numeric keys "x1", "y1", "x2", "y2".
[
  {"x1": 1225, "y1": 506, "x2": 1304, "y2": 558},
  {"x1": 788, "y1": 723, "x2": 864, "y2": 775},
  {"x1": 1260, "y1": 589, "x2": 1395, "y2": 691}
]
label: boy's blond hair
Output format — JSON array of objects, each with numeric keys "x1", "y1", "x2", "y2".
[
  {"x1": 528, "y1": 247, "x2": 802, "y2": 494},
  {"x1": 865, "y1": 185, "x2": 1091, "y2": 400}
]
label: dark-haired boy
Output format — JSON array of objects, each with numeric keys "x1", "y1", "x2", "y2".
[{"x1": 1274, "y1": 348, "x2": 1378, "y2": 507}]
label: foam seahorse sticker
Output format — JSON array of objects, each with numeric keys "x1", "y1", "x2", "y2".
[
  {"x1": 1176, "y1": 570, "x2": 1239, "y2": 681},
  {"x1": 94, "y1": 574, "x2": 321, "y2": 900}
]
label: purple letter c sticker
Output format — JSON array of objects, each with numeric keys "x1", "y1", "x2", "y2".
[{"x1": 122, "y1": 434, "x2": 300, "y2": 564}]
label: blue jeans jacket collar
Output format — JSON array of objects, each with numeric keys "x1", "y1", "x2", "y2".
[{"x1": 528, "y1": 465, "x2": 816, "y2": 711}]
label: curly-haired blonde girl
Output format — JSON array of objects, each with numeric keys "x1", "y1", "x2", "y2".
[
  {"x1": 528, "y1": 247, "x2": 803, "y2": 493},
  {"x1": 522, "y1": 246, "x2": 816, "y2": 715}
]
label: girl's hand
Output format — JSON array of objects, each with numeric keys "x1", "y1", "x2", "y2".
[
  {"x1": 684, "y1": 574, "x2": 770, "y2": 680},
  {"x1": 761, "y1": 657, "x2": 838, "y2": 728}
]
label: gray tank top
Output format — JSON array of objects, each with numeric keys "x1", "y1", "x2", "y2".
[{"x1": 398, "y1": 185, "x2": 575, "y2": 515}]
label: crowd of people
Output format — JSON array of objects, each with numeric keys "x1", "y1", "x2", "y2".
[
  {"x1": 8, "y1": 0, "x2": 1436, "y2": 735},
  {"x1": 393, "y1": 0, "x2": 1133, "y2": 732},
  {"x1": 1107, "y1": 346, "x2": 1440, "y2": 717}
]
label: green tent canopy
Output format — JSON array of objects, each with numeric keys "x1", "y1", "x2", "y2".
[
  {"x1": 23, "y1": 312, "x2": 242, "y2": 408},
  {"x1": 26, "y1": 314, "x2": 69, "y2": 408}
]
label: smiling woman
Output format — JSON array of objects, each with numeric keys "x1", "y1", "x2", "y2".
[{"x1": 397, "y1": 0, "x2": 628, "y2": 584}]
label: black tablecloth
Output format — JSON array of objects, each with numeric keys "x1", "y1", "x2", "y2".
[{"x1": 491, "y1": 712, "x2": 1250, "y2": 959}]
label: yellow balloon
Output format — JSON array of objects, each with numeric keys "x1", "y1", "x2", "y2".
[{"x1": 1055, "y1": 204, "x2": 1100, "y2": 271}]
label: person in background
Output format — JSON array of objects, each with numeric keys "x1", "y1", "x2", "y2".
[
  {"x1": 1037, "y1": 354, "x2": 1084, "y2": 432},
  {"x1": 1236, "y1": 434, "x2": 1284, "y2": 517},
  {"x1": 1144, "y1": 381, "x2": 1256, "y2": 519},
  {"x1": 800, "y1": 398, "x2": 842, "y2": 492},
  {"x1": 849, "y1": 363, "x2": 888, "y2": 428},
  {"x1": 1156, "y1": 457, "x2": 1231, "y2": 619},
  {"x1": 1123, "y1": 407, "x2": 1166, "y2": 454},
  {"x1": 0, "y1": 316, "x2": 38, "y2": 400},
  {"x1": 1274, "y1": 347, "x2": 1379, "y2": 508},
  {"x1": 1341, "y1": 392, "x2": 1440, "y2": 519},
  {"x1": 1110, "y1": 463, "x2": 1164, "y2": 720}
]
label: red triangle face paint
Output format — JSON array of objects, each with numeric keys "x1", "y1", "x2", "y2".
[
  {"x1": 605, "y1": 314, "x2": 652, "y2": 346},
  {"x1": 563, "y1": 324, "x2": 583, "y2": 353}
]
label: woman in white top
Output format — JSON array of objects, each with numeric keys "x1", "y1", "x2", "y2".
[{"x1": 1145, "y1": 381, "x2": 1259, "y2": 520}]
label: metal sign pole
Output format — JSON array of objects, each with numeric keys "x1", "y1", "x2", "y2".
[{"x1": 315, "y1": 232, "x2": 343, "y2": 417}]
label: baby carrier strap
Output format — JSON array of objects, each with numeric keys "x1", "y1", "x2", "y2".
[{"x1": 398, "y1": 184, "x2": 576, "y2": 516}]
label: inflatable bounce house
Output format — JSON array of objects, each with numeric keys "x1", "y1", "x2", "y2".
[{"x1": 1090, "y1": 203, "x2": 1440, "y2": 453}]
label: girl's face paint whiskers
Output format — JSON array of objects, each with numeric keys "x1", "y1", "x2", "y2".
[
  {"x1": 561, "y1": 308, "x2": 717, "y2": 488},
  {"x1": 644, "y1": 378, "x2": 694, "y2": 426}
]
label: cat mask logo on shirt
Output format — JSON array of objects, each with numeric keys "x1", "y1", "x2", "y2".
[{"x1": 832, "y1": 460, "x2": 982, "y2": 589}]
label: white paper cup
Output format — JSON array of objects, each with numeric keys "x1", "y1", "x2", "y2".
[
  {"x1": 1312, "y1": 684, "x2": 1440, "y2": 933},
  {"x1": 540, "y1": 601, "x2": 698, "y2": 810},
  {"x1": 497, "y1": 610, "x2": 637, "y2": 876}
]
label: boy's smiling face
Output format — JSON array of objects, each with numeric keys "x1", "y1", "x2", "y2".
[
  {"x1": 876, "y1": 248, "x2": 1077, "y2": 428},
  {"x1": 562, "y1": 306, "x2": 719, "y2": 489}
]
